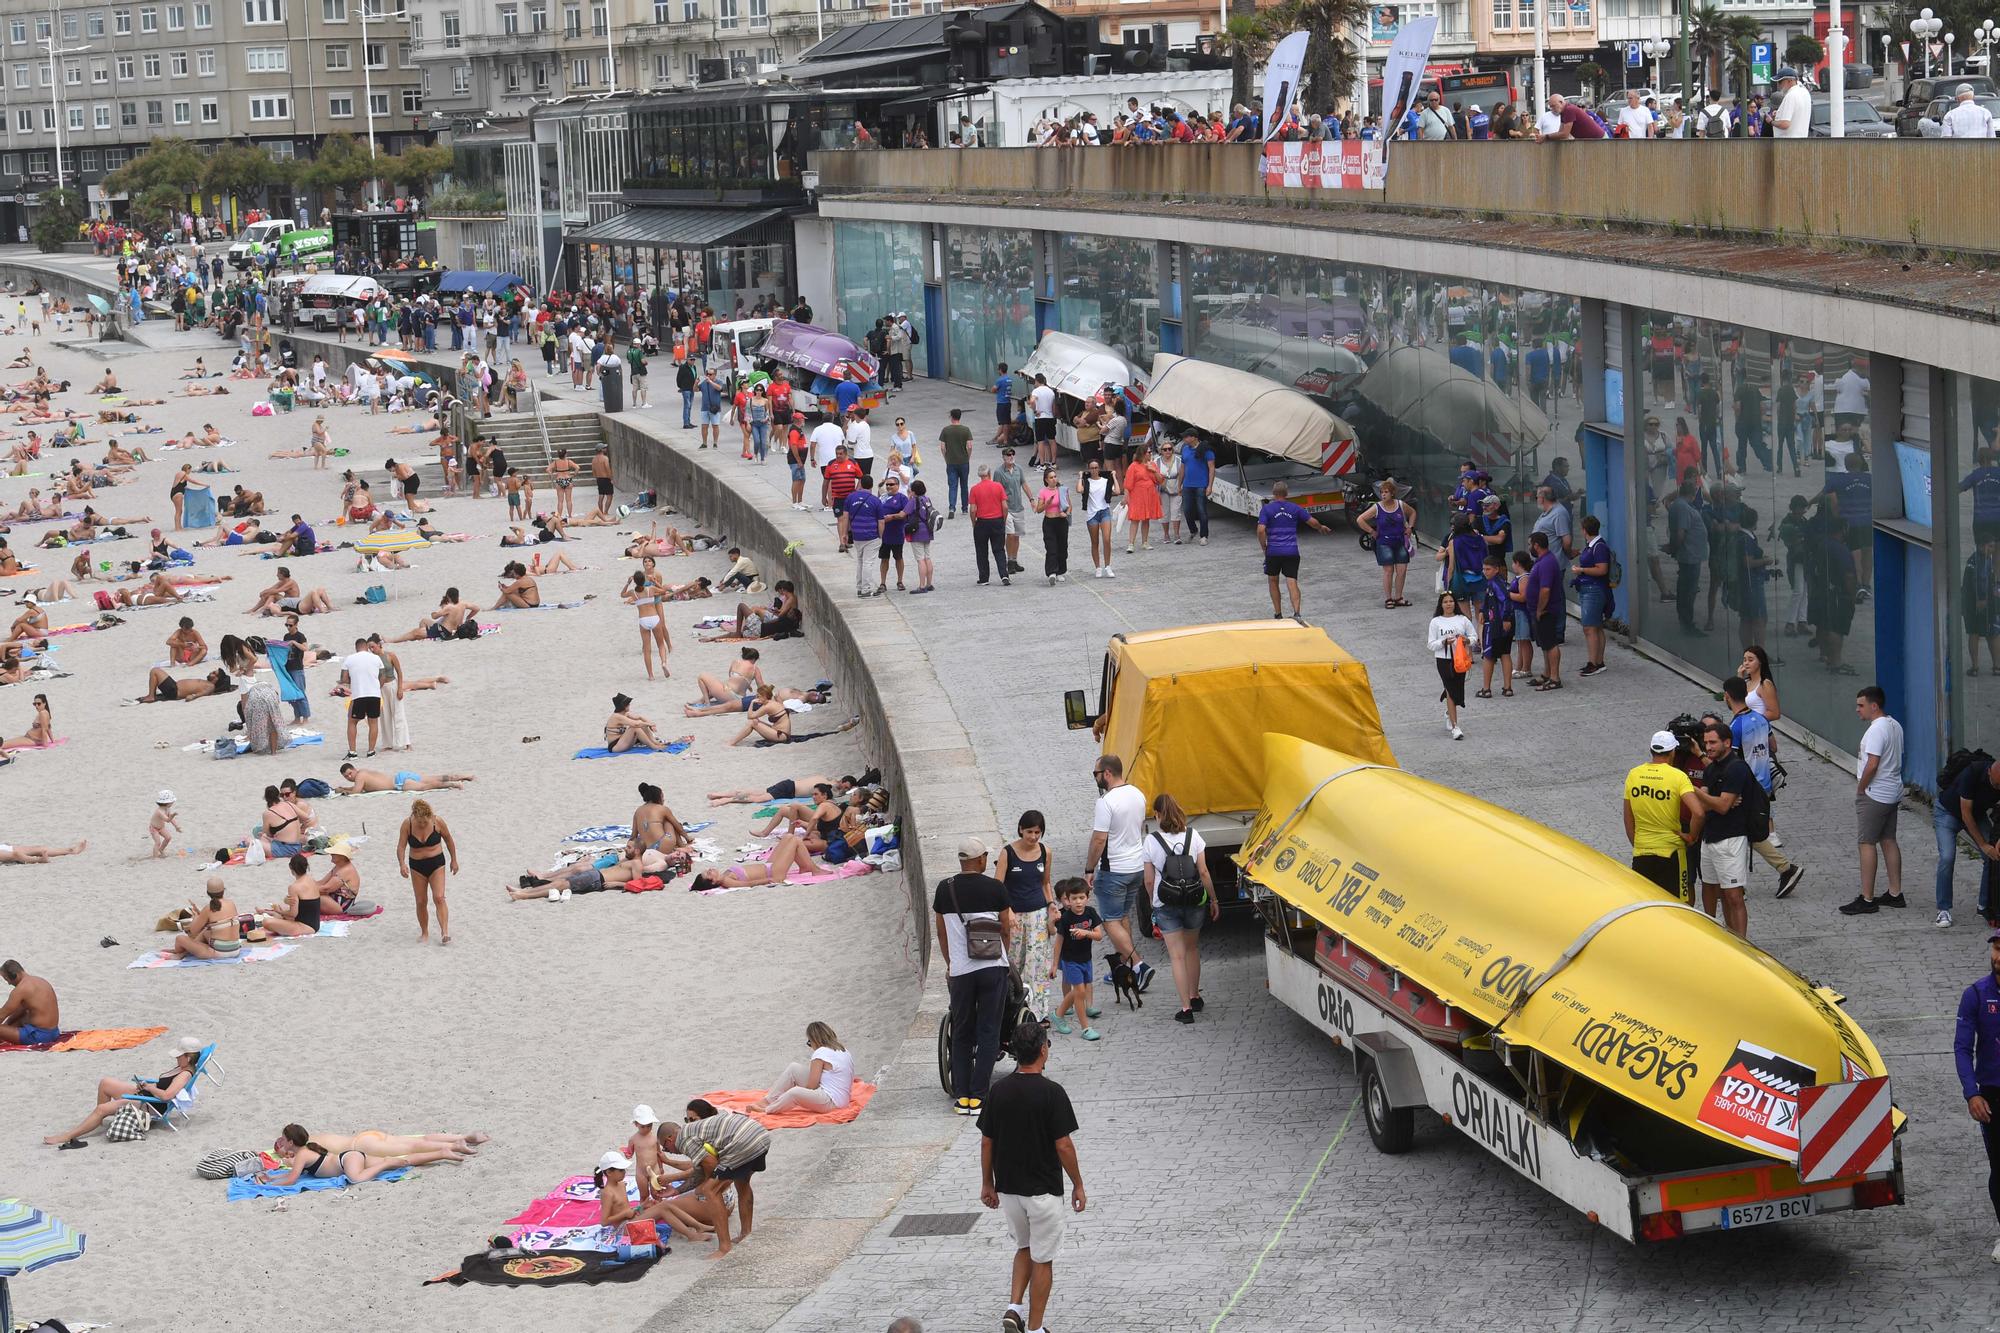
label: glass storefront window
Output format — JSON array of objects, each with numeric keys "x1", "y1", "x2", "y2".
[
  {"x1": 1634, "y1": 312, "x2": 1876, "y2": 743},
  {"x1": 1057, "y1": 234, "x2": 1154, "y2": 363},
  {"x1": 1948, "y1": 371, "x2": 1999, "y2": 744},
  {"x1": 832, "y1": 221, "x2": 924, "y2": 349},
  {"x1": 944, "y1": 225, "x2": 1032, "y2": 385}
]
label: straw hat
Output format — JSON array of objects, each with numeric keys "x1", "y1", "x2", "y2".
[{"x1": 324, "y1": 837, "x2": 356, "y2": 860}]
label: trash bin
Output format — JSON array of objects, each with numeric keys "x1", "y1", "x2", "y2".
[{"x1": 600, "y1": 363, "x2": 623, "y2": 414}]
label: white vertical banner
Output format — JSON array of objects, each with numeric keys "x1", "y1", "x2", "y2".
[
  {"x1": 1261, "y1": 30, "x2": 1312, "y2": 141},
  {"x1": 1378, "y1": 14, "x2": 1439, "y2": 161}
]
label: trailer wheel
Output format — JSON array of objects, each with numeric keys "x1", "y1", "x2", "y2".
[
  {"x1": 936, "y1": 1012, "x2": 953, "y2": 1098},
  {"x1": 1360, "y1": 1058, "x2": 1415, "y2": 1155}
]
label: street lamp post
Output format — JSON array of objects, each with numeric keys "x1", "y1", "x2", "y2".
[
  {"x1": 360, "y1": 0, "x2": 380, "y2": 208},
  {"x1": 1643, "y1": 36, "x2": 1672, "y2": 93},
  {"x1": 40, "y1": 35, "x2": 92, "y2": 195},
  {"x1": 1913, "y1": 9, "x2": 1941, "y2": 78},
  {"x1": 1678, "y1": 0, "x2": 1692, "y2": 102},
  {"x1": 1979, "y1": 19, "x2": 2000, "y2": 77},
  {"x1": 1946, "y1": 31, "x2": 1956, "y2": 75},
  {"x1": 1828, "y1": 0, "x2": 1847, "y2": 138}
]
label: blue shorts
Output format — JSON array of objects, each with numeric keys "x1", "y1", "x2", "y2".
[
  {"x1": 268, "y1": 840, "x2": 304, "y2": 858},
  {"x1": 699, "y1": 409, "x2": 721, "y2": 426},
  {"x1": 1373, "y1": 542, "x2": 1410, "y2": 567},
  {"x1": 1086, "y1": 508, "x2": 1111, "y2": 528},
  {"x1": 16, "y1": 1023, "x2": 59, "y2": 1046},
  {"x1": 1094, "y1": 869, "x2": 1141, "y2": 922},
  {"x1": 1059, "y1": 959, "x2": 1093, "y2": 987},
  {"x1": 1578, "y1": 583, "x2": 1608, "y2": 628},
  {"x1": 1153, "y1": 899, "x2": 1207, "y2": 934},
  {"x1": 393, "y1": 771, "x2": 421, "y2": 791}
]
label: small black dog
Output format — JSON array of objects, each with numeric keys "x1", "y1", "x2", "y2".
[{"x1": 1106, "y1": 953, "x2": 1142, "y2": 1011}]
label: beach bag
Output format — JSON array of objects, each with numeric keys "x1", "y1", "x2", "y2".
[
  {"x1": 243, "y1": 839, "x2": 266, "y2": 866},
  {"x1": 251, "y1": 402, "x2": 274, "y2": 416},
  {"x1": 944, "y1": 876, "x2": 1005, "y2": 961},
  {"x1": 106, "y1": 1103, "x2": 151, "y2": 1142},
  {"x1": 196, "y1": 1150, "x2": 261, "y2": 1180},
  {"x1": 1152, "y1": 831, "x2": 1205, "y2": 909},
  {"x1": 295, "y1": 778, "x2": 331, "y2": 799},
  {"x1": 362, "y1": 584, "x2": 387, "y2": 604}
]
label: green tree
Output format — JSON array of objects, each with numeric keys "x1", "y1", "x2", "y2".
[
  {"x1": 390, "y1": 143, "x2": 453, "y2": 196},
  {"x1": 1885, "y1": 0, "x2": 1992, "y2": 67},
  {"x1": 130, "y1": 183, "x2": 184, "y2": 231},
  {"x1": 102, "y1": 136, "x2": 205, "y2": 202},
  {"x1": 1691, "y1": 6, "x2": 1763, "y2": 96},
  {"x1": 1221, "y1": 0, "x2": 1370, "y2": 121},
  {"x1": 30, "y1": 186, "x2": 82, "y2": 253},
  {"x1": 299, "y1": 132, "x2": 376, "y2": 208},
  {"x1": 1575, "y1": 61, "x2": 1607, "y2": 101},
  {"x1": 1785, "y1": 33, "x2": 1824, "y2": 69},
  {"x1": 203, "y1": 143, "x2": 276, "y2": 208}
]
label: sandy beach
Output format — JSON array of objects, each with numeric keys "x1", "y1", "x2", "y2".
[{"x1": 0, "y1": 311, "x2": 917, "y2": 1331}]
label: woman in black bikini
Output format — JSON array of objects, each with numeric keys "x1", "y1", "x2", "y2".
[
  {"x1": 397, "y1": 798, "x2": 458, "y2": 946},
  {"x1": 257, "y1": 1124, "x2": 462, "y2": 1185},
  {"x1": 43, "y1": 1039, "x2": 201, "y2": 1146},
  {"x1": 261, "y1": 853, "x2": 325, "y2": 937}
]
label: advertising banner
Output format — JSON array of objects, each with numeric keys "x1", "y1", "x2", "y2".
[
  {"x1": 1262, "y1": 141, "x2": 1386, "y2": 190},
  {"x1": 1378, "y1": 15, "x2": 1439, "y2": 152},
  {"x1": 1261, "y1": 30, "x2": 1311, "y2": 142},
  {"x1": 1369, "y1": 4, "x2": 1401, "y2": 42}
]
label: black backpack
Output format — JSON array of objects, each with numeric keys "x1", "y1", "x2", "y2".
[
  {"x1": 1739, "y1": 767, "x2": 1771, "y2": 845},
  {"x1": 1938, "y1": 747, "x2": 1994, "y2": 795},
  {"x1": 1152, "y1": 831, "x2": 1205, "y2": 908}
]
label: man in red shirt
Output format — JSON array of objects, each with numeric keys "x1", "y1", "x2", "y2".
[
  {"x1": 968, "y1": 464, "x2": 1010, "y2": 586},
  {"x1": 824, "y1": 444, "x2": 863, "y2": 552},
  {"x1": 1542, "y1": 94, "x2": 1605, "y2": 141}
]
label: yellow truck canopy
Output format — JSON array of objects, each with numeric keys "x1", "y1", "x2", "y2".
[
  {"x1": 1099, "y1": 622, "x2": 1395, "y2": 818},
  {"x1": 1241, "y1": 734, "x2": 1892, "y2": 1164}
]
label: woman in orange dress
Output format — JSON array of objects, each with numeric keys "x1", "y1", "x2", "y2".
[{"x1": 1122, "y1": 447, "x2": 1164, "y2": 553}]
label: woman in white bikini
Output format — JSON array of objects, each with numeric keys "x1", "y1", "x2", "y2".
[{"x1": 621, "y1": 559, "x2": 671, "y2": 680}]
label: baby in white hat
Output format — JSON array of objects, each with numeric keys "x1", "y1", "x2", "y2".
[{"x1": 149, "y1": 789, "x2": 181, "y2": 859}]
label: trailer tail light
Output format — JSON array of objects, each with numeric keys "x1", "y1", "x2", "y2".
[
  {"x1": 1637, "y1": 1211, "x2": 1684, "y2": 1243},
  {"x1": 1852, "y1": 1178, "x2": 1900, "y2": 1210}
]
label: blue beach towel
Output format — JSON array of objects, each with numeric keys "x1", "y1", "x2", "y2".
[
  {"x1": 264, "y1": 642, "x2": 306, "y2": 704},
  {"x1": 182, "y1": 486, "x2": 217, "y2": 529},
  {"x1": 227, "y1": 1166, "x2": 410, "y2": 1201},
  {"x1": 572, "y1": 740, "x2": 692, "y2": 760}
]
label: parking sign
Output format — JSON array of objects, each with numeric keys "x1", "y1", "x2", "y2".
[
  {"x1": 1626, "y1": 40, "x2": 1643, "y2": 68},
  {"x1": 1751, "y1": 41, "x2": 1773, "y2": 83}
]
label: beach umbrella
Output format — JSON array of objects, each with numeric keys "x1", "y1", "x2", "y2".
[
  {"x1": 85, "y1": 295, "x2": 110, "y2": 315},
  {"x1": 354, "y1": 529, "x2": 430, "y2": 556},
  {"x1": 0, "y1": 1198, "x2": 87, "y2": 1332},
  {"x1": 374, "y1": 349, "x2": 418, "y2": 363}
]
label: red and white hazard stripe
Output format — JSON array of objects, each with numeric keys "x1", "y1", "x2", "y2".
[
  {"x1": 1318, "y1": 436, "x2": 1357, "y2": 477},
  {"x1": 1795, "y1": 1077, "x2": 1894, "y2": 1183}
]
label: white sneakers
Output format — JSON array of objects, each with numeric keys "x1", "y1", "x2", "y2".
[
  {"x1": 1451, "y1": 727, "x2": 1464, "y2": 740},
  {"x1": 1990, "y1": 1236, "x2": 2000, "y2": 1264},
  {"x1": 1104, "y1": 567, "x2": 1116, "y2": 578},
  {"x1": 1937, "y1": 909, "x2": 1953, "y2": 929}
]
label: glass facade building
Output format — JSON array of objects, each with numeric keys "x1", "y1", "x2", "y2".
[{"x1": 832, "y1": 221, "x2": 924, "y2": 348}]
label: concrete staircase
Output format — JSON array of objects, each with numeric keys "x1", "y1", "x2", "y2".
[{"x1": 462, "y1": 399, "x2": 603, "y2": 487}]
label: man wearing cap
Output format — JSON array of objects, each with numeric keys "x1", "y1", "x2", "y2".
[
  {"x1": 1770, "y1": 68, "x2": 1810, "y2": 139},
  {"x1": 1626, "y1": 732, "x2": 1704, "y2": 903},
  {"x1": 935, "y1": 837, "x2": 1016, "y2": 1116},
  {"x1": 1944, "y1": 84, "x2": 1997, "y2": 138},
  {"x1": 659, "y1": 1100, "x2": 774, "y2": 1254},
  {"x1": 1956, "y1": 931, "x2": 2000, "y2": 1261}
]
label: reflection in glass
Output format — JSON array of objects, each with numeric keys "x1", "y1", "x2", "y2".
[
  {"x1": 1057, "y1": 235, "x2": 1155, "y2": 364},
  {"x1": 833, "y1": 221, "x2": 924, "y2": 348},
  {"x1": 944, "y1": 225, "x2": 1033, "y2": 386}
]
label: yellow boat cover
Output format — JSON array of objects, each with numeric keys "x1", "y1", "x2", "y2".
[
  {"x1": 1242, "y1": 734, "x2": 1891, "y2": 1162},
  {"x1": 1100, "y1": 622, "x2": 1395, "y2": 819}
]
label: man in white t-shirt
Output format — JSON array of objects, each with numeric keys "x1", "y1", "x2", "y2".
[
  {"x1": 1843, "y1": 684, "x2": 1906, "y2": 914},
  {"x1": 339, "y1": 636, "x2": 385, "y2": 759},
  {"x1": 1942, "y1": 84, "x2": 1997, "y2": 137},
  {"x1": 1616, "y1": 90, "x2": 1654, "y2": 140},
  {"x1": 810, "y1": 414, "x2": 846, "y2": 509},
  {"x1": 844, "y1": 409, "x2": 874, "y2": 481},
  {"x1": 1770, "y1": 68, "x2": 1811, "y2": 139},
  {"x1": 1083, "y1": 754, "x2": 1154, "y2": 992},
  {"x1": 1028, "y1": 376, "x2": 1058, "y2": 468}
]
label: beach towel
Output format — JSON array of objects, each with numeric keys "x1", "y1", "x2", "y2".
[
  {"x1": 182, "y1": 486, "x2": 217, "y2": 528},
  {"x1": 0, "y1": 1025, "x2": 167, "y2": 1054},
  {"x1": 315, "y1": 921, "x2": 350, "y2": 937},
  {"x1": 427, "y1": 1248, "x2": 657, "y2": 1287},
  {"x1": 692, "y1": 860, "x2": 874, "y2": 896},
  {"x1": 227, "y1": 1166, "x2": 409, "y2": 1201},
  {"x1": 264, "y1": 641, "x2": 306, "y2": 704},
  {"x1": 500, "y1": 1174, "x2": 686, "y2": 1253},
  {"x1": 572, "y1": 740, "x2": 692, "y2": 760},
  {"x1": 2, "y1": 735, "x2": 69, "y2": 748},
  {"x1": 494, "y1": 599, "x2": 592, "y2": 612},
  {"x1": 128, "y1": 941, "x2": 300, "y2": 968},
  {"x1": 563, "y1": 820, "x2": 711, "y2": 845},
  {"x1": 695, "y1": 1083, "x2": 877, "y2": 1129},
  {"x1": 326, "y1": 904, "x2": 383, "y2": 922},
  {"x1": 230, "y1": 731, "x2": 322, "y2": 755}
]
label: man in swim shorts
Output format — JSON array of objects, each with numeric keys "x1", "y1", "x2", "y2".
[{"x1": 0, "y1": 959, "x2": 61, "y2": 1046}]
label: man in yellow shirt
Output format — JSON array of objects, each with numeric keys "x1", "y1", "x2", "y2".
[{"x1": 1623, "y1": 730, "x2": 1705, "y2": 904}]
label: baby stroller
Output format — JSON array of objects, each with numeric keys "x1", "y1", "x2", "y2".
[
  {"x1": 936, "y1": 963, "x2": 1037, "y2": 1096},
  {"x1": 278, "y1": 338, "x2": 298, "y2": 369}
]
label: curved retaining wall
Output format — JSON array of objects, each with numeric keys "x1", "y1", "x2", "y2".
[{"x1": 599, "y1": 416, "x2": 995, "y2": 975}]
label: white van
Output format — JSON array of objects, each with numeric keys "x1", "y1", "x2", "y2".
[{"x1": 296, "y1": 274, "x2": 381, "y2": 331}]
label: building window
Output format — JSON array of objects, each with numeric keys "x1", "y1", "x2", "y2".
[
  {"x1": 94, "y1": 103, "x2": 111, "y2": 126},
  {"x1": 750, "y1": 0, "x2": 766, "y2": 24},
  {"x1": 398, "y1": 40, "x2": 412, "y2": 64},
  {"x1": 14, "y1": 109, "x2": 32, "y2": 133},
  {"x1": 34, "y1": 17, "x2": 49, "y2": 39},
  {"x1": 599, "y1": 53, "x2": 611, "y2": 81},
  {"x1": 91, "y1": 58, "x2": 107, "y2": 82},
  {"x1": 113, "y1": 8, "x2": 131, "y2": 33},
  {"x1": 145, "y1": 99, "x2": 162, "y2": 124},
  {"x1": 681, "y1": 0, "x2": 697, "y2": 17},
  {"x1": 1491, "y1": 0, "x2": 1512, "y2": 26},
  {"x1": 140, "y1": 5, "x2": 159, "y2": 30},
  {"x1": 80, "y1": 148, "x2": 100, "y2": 171},
  {"x1": 8, "y1": 64, "x2": 22, "y2": 89},
  {"x1": 167, "y1": 2, "x2": 186, "y2": 26},
  {"x1": 248, "y1": 93, "x2": 289, "y2": 118},
  {"x1": 242, "y1": 0, "x2": 283, "y2": 23},
  {"x1": 365, "y1": 41, "x2": 385, "y2": 66},
  {"x1": 64, "y1": 62, "x2": 82, "y2": 86},
  {"x1": 651, "y1": 51, "x2": 670, "y2": 80},
  {"x1": 653, "y1": 0, "x2": 669, "y2": 19},
  {"x1": 194, "y1": 1, "x2": 212, "y2": 25},
  {"x1": 530, "y1": 3, "x2": 547, "y2": 30},
  {"x1": 719, "y1": 0, "x2": 737, "y2": 28},
  {"x1": 442, "y1": 12, "x2": 460, "y2": 46},
  {"x1": 172, "y1": 98, "x2": 190, "y2": 122},
  {"x1": 401, "y1": 86, "x2": 421, "y2": 111},
  {"x1": 62, "y1": 13, "x2": 79, "y2": 38},
  {"x1": 562, "y1": 4, "x2": 580, "y2": 36},
  {"x1": 265, "y1": 140, "x2": 293, "y2": 160},
  {"x1": 119, "y1": 101, "x2": 136, "y2": 125},
  {"x1": 27, "y1": 151, "x2": 49, "y2": 174},
  {"x1": 532, "y1": 60, "x2": 548, "y2": 88},
  {"x1": 87, "y1": 13, "x2": 106, "y2": 37},
  {"x1": 329, "y1": 92, "x2": 353, "y2": 115},
  {"x1": 570, "y1": 56, "x2": 588, "y2": 86},
  {"x1": 105, "y1": 146, "x2": 129, "y2": 166},
  {"x1": 199, "y1": 95, "x2": 217, "y2": 120},
  {"x1": 368, "y1": 90, "x2": 387, "y2": 114},
  {"x1": 452, "y1": 63, "x2": 468, "y2": 91},
  {"x1": 170, "y1": 51, "x2": 188, "y2": 76},
  {"x1": 683, "y1": 50, "x2": 695, "y2": 80},
  {"x1": 142, "y1": 52, "x2": 161, "y2": 78},
  {"x1": 67, "y1": 106, "x2": 84, "y2": 130},
  {"x1": 591, "y1": 3, "x2": 606, "y2": 36},
  {"x1": 246, "y1": 46, "x2": 287, "y2": 71},
  {"x1": 500, "y1": 3, "x2": 519, "y2": 32},
  {"x1": 116, "y1": 55, "x2": 134, "y2": 79},
  {"x1": 6, "y1": 20, "x2": 21, "y2": 42},
  {"x1": 888, "y1": 0, "x2": 906, "y2": 14},
  {"x1": 0, "y1": 154, "x2": 16, "y2": 174},
  {"x1": 326, "y1": 44, "x2": 350, "y2": 69},
  {"x1": 197, "y1": 49, "x2": 215, "y2": 74},
  {"x1": 36, "y1": 63, "x2": 48, "y2": 86},
  {"x1": 758, "y1": 44, "x2": 777, "y2": 64},
  {"x1": 505, "y1": 61, "x2": 521, "y2": 89},
  {"x1": 324, "y1": 0, "x2": 347, "y2": 17}
]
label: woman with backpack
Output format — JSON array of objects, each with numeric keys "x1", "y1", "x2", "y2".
[{"x1": 1144, "y1": 793, "x2": 1218, "y2": 1026}]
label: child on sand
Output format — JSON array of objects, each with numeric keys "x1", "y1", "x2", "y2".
[
  {"x1": 149, "y1": 789, "x2": 182, "y2": 858},
  {"x1": 1048, "y1": 878, "x2": 1104, "y2": 1041}
]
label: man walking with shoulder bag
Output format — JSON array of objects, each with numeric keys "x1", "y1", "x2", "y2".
[{"x1": 935, "y1": 837, "x2": 1016, "y2": 1116}]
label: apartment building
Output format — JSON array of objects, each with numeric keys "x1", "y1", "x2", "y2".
[
  {"x1": 407, "y1": 0, "x2": 869, "y2": 116},
  {"x1": 0, "y1": 0, "x2": 426, "y2": 233}
]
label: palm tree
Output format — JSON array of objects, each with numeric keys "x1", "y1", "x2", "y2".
[
  {"x1": 1720, "y1": 14, "x2": 1763, "y2": 96},
  {"x1": 1689, "y1": 4, "x2": 1729, "y2": 96}
]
